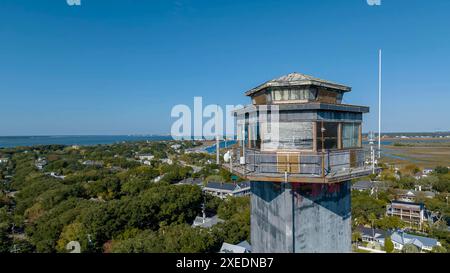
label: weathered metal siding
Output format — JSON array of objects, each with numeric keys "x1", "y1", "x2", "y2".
[
  {"x1": 324, "y1": 151, "x2": 351, "y2": 174},
  {"x1": 246, "y1": 150, "x2": 361, "y2": 176},
  {"x1": 251, "y1": 181, "x2": 351, "y2": 253},
  {"x1": 299, "y1": 154, "x2": 322, "y2": 175}
]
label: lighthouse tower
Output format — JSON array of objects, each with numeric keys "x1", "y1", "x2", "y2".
[{"x1": 231, "y1": 73, "x2": 371, "y2": 253}]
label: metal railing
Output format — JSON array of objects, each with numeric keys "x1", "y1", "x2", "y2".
[{"x1": 227, "y1": 147, "x2": 369, "y2": 179}]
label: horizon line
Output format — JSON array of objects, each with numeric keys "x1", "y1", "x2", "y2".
[{"x1": 0, "y1": 131, "x2": 449, "y2": 138}]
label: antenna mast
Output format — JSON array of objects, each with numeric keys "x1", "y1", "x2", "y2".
[
  {"x1": 216, "y1": 105, "x2": 220, "y2": 165},
  {"x1": 378, "y1": 49, "x2": 382, "y2": 159}
]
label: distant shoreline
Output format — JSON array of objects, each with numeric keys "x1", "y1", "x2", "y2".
[
  {"x1": 0, "y1": 135, "x2": 174, "y2": 148},
  {"x1": 1, "y1": 134, "x2": 449, "y2": 149}
]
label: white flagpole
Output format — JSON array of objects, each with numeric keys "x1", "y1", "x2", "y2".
[{"x1": 378, "y1": 49, "x2": 382, "y2": 159}]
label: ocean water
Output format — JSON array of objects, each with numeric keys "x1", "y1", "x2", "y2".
[
  {"x1": 1, "y1": 136, "x2": 447, "y2": 149},
  {"x1": 0, "y1": 135, "x2": 173, "y2": 148},
  {"x1": 205, "y1": 140, "x2": 237, "y2": 154}
]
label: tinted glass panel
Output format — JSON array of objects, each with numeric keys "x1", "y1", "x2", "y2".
[
  {"x1": 317, "y1": 122, "x2": 338, "y2": 150},
  {"x1": 343, "y1": 123, "x2": 360, "y2": 148}
]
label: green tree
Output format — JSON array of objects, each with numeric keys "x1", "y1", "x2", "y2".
[
  {"x1": 56, "y1": 222, "x2": 89, "y2": 253},
  {"x1": 351, "y1": 191, "x2": 386, "y2": 225},
  {"x1": 0, "y1": 222, "x2": 12, "y2": 253},
  {"x1": 352, "y1": 232, "x2": 361, "y2": 243},
  {"x1": 218, "y1": 196, "x2": 250, "y2": 220},
  {"x1": 435, "y1": 166, "x2": 449, "y2": 175},
  {"x1": 431, "y1": 245, "x2": 447, "y2": 253},
  {"x1": 402, "y1": 244, "x2": 420, "y2": 253},
  {"x1": 110, "y1": 225, "x2": 221, "y2": 253},
  {"x1": 375, "y1": 217, "x2": 405, "y2": 230},
  {"x1": 384, "y1": 237, "x2": 394, "y2": 253}
]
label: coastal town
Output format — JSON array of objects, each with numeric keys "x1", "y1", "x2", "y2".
[
  {"x1": 0, "y1": 136, "x2": 449, "y2": 253},
  {"x1": 1, "y1": 1, "x2": 450, "y2": 266}
]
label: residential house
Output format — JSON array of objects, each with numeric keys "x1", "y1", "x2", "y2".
[
  {"x1": 220, "y1": 241, "x2": 252, "y2": 253},
  {"x1": 153, "y1": 175, "x2": 164, "y2": 183},
  {"x1": 142, "y1": 160, "x2": 152, "y2": 166},
  {"x1": 386, "y1": 201, "x2": 426, "y2": 228},
  {"x1": 47, "y1": 172, "x2": 66, "y2": 180},
  {"x1": 176, "y1": 177, "x2": 203, "y2": 187},
  {"x1": 171, "y1": 144, "x2": 182, "y2": 150},
  {"x1": 82, "y1": 160, "x2": 104, "y2": 167},
  {"x1": 161, "y1": 158, "x2": 173, "y2": 165},
  {"x1": 391, "y1": 231, "x2": 441, "y2": 252},
  {"x1": 35, "y1": 157, "x2": 47, "y2": 170},
  {"x1": 185, "y1": 148, "x2": 207, "y2": 154},
  {"x1": 203, "y1": 181, "x2": 251, "y2": 199},
  {"x1": 356, "y1": 226, "x2": 391, "y2": 246},
  {"x1": 351, "y1": 181, "x2": 375, "y2": 192},
  {"x1": 137, "y1": 154, "x2": 154, "y2": 161},
  {"x1": 0, "y1": 158, "x2": 9, "y2": 164},
  {"x1": 192, "y1": 214, "x2": 224, "y2": 228},
  {"x1": 395, "y1": 189, "x2": 436, "y2": 203}
]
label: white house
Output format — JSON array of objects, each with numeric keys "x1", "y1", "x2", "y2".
[
  {"x1": 203, "y1": 182, "x2": 251, "y2": 199},
  {"x1": 48, "y1": 172, "x2": 66, "y2": 180},
  {"x1": 161, "y1": 158, "x2": 173, "y2": 165},
  {"x1": 138, "y1": 154, "x2": 154, "y2": 161},
  {"x1": 82, "y1": 160, "x2": 104, "y2": 167},
  {"x1": 192, "y1": 214, "x2": 224, "y2": 228},
  {"x1": 356, "y1": 226, "x2": 390, "y2": 246},
  {"x1": 171, "y1": 144, "x2": 182, "y2": 150},
  {"x1": 142, "y1": 160, "x2": 152, "y2": 166},
  {"x1": 0, "y1": 158, "x2": 9, "y2": 164},
  {"x1": 220, "y1": 241, "x2": 252, "y2": 253},
  {"x1": 390, "y1": 231, "x2": 441, "y2": 252},
  {"x1": 35, "y1": 157, "x2": 47, "y2": 170},
  {"x1": 153, "y1": 174, "x2": 165, "y2": 183}
]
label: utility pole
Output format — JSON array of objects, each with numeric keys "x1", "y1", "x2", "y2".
[
  {"x1": 229, "y1": 150, "x2": 233, "y2": 173},
  {"x1": 216, "y1": 135, "x2": 220, "y2": 165}
]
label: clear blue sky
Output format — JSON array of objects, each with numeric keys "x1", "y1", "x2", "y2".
[{"x1": 1, "y1": 0, "x2": 449, "y2": 135}]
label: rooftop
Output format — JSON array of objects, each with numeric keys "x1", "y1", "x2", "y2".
[
  {"x1": 352, "y1": 180, "x2": 375, "y2": 191},
  {"x1": 204, "y1": 181, "x2": 251, "y2": 192},
  {"x1": 391, "y1": 200, "x2": 424, "y2": 207},
  {"x1": 391, "y1": 231, "x2": 439, "y2": 248},
  {"x1": 192, "y1": 215, "x2": 224, "y2": 228},
  {"x1": 204, "y1": 182, "x2": 236, "y2": 192},
  {"x1": 177, "y1": 177, "x2": 203, "y2": 186},
  {"x1": 396, "y1": 189, "x2": 436, "y2": 198},
  {"x1": 219, "y1": 241, "x2": 252, "y2": 253},
  {"x1": 356, "y1": 226, "x2": 391, "y2": 239},
  {"x1": 234, "y1": 102, "x2": 369, "y2": 115},
  {"x1": 245, "y1": 72, "x2": 351, "y2": 97}
]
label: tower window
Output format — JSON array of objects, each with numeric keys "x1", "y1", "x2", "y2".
[
  {"x1": 316, "y1": 122, "x2": 338, "y2": 150},
  {"x1": 272, "y1": 88, "x2": 316, "y2": 102},
  {"x1": 342, "y1": 123, "x2": 360, "y2": 148}
]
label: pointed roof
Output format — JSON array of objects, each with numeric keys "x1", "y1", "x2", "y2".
[{"x1": 245, "y1": 72, "x2": 351, "y2": 97}]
